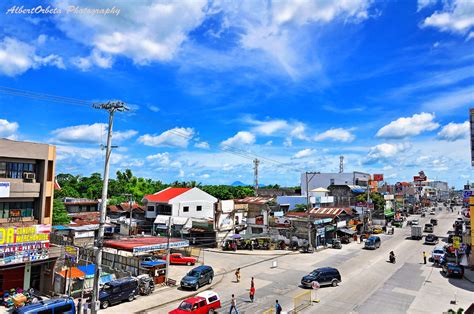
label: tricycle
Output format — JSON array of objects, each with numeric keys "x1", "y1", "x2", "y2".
[{"x1": 332, "y1": 239, "x2": 342, "y2": 249}]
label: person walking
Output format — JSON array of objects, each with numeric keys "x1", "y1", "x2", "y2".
[
  {"x1": 251, "y1": 277, "x2": 254, "y2": 288},
  {"x1": 423, "y1": 251, "x2": 427, "y2": 264},
  {"x1": 275, "y1": 299, "x2": 282, "y2": 314},
  {"x1": 249, "y1": 285, "x2": 255, "y2": 302},
  {"x1": 229, "y1": 294, "x2": 239, "y2": 313},
  {"x1": 235, "y1": 268, "x2": 241, "y2": 283}
]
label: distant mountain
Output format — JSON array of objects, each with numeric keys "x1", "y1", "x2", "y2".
[{"x1": 231, "y1": 181, "x2": 266, "y2": 187}]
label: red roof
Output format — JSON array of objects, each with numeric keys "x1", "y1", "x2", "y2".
[
  {"x1": 309, "y1": 207, "x2": 353, "y2": 218},
  {"x1": 105, "y1": 236, "x2": 186, "y2": 251},
  {"x1": 144, "y1": 187, "x2": 192, "y2": 203}
]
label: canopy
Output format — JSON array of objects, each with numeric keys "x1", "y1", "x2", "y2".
[
  {"x1": 77, "y1": 264, "x2": 96, "y2": 277},
  {"x1": 58, "y1": 267, "x2": 85, "y2": 279},
  {"x1": 338, "y1": 228, "x2": 356, "y2": 235},
  {"x1": 310, "y1": 187, "x2": 329, "y2": 193}
]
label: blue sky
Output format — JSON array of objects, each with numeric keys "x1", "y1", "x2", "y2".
[{"x1": 0, "y1": 0, "x2": 473, "y2": 188}]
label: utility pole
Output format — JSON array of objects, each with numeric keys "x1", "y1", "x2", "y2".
[
  {"x1": 339, "y1": 156, "x2": 344, "y2": 174},
  {"x1": 305, "y1": 172, "x2": 318, "y2": 248},
  {"x1": 91, "y1": 101, "x2": 128, "y2": 314},
  {"x1": 254, "y1": 158, "x2": 260, "y2": 196},
  {"x1": 165, "y1": 216, "x2": 172, "y2": 284}
]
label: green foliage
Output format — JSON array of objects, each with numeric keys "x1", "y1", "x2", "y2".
[
  {"x1": 52, "y1": 198, "x2": 70, "y2": 225},
  {"x1": 356, "y1": 192, "x2": 386, "y2": 211},
  {"x1": 55, "y1": 169, "x2": 256, "y2": 203},
  {"x1": 294, "y1": 203, "x2": 307, "y2": 212}
]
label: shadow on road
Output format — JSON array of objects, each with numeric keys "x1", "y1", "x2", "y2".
[{"x1": 438, "y1": 270, "x2": 474, "y2": 292}]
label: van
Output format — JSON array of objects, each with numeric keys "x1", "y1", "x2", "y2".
[
  {"x1": 99, "y1": 277, "x2": 138, "y2": 309},
  {"x1": 364, "y1": 236, "x2": 381, "y2": 249},
  {"x1": 180, "y1": 265, "x2": 214, "y2": 290},
  {"x1": 13, "y1": 298, "x2": 75, "y2": 314}
]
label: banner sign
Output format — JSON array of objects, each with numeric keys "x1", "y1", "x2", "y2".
[
  {"x1": 132, "y1": 240, "x2": 189, "y2": 254},
  {"x1": 0, "y1": 182, "x2": 10, "y2": 198},
  {"x1": 373, "y1": 174, "x2": 384, "y2": 181},
  {"x1": 0, "y1": 224, "x2": 51, "y2": 265}
]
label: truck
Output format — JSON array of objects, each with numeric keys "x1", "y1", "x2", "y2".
[{"x1": 411, "y1": 225, "x2": 422, "y2": 240}]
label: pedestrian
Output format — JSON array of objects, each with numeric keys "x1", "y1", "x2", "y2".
[
  {"x1": 77, "y1": 298, "x2": 83, "y2": 314},
  {"x1": 423, "y1": 251, "x2": 427, "y2": 264},
  {"x1": 275, "y1": 299, "x2": 282, "y2": 314},
  {"x1": 235, "y1": 268, "x2": 241, "y2": 283},
  {"x1": 229, "y1": 294, "x2": 239, "y2": 313},
  {"x1": 249, "y1": 285, "x2": 255, "y2": 302},
  {"x1": 251, "y1": 276, "x2": 254, "y2": 288}
]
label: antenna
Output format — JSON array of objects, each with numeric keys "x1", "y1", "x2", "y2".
[{"x1": 339, "y1": 156, "x2": 344, "y2": 173}]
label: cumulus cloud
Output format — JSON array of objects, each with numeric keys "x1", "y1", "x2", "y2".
[
  {"x1": 376, "y1": 112, "x2": 439, "y2": 139},
  {"x1": 437, "y1": 121, "x2": 469, "y2": 141},
  {"x1": 56, "y1": 145, "x2": 124, "y2": 164},
  {"x1": 51, "y1": 123, "x2": 137, "y2": 144},
  {"x1": 293, "y1": 148, "x2": 315, "y2": 159},
  {"x1": 71, "y1": 49, "x2": 113, "y2": 71},
  {"x1": 249, "y1": 119, "x2": 289, "y2": 135},
  {"x1": 0, "y1": 37, "x2": 64, "y2": 76},
  {"x1": 221, "y1": 131, "x2": 255, "y2": 147},
  {"x1": 146, "y1": 152, "x2": 171, "y2": 165},
  {"x1": 421, "y1": 0, "x2": 474, "y2": 37},
  {"x1": 148, "y1": 105, "x2": 160, "y2": 112},
  {"x1": 365, "y1": 143, "x2": 411, "y2": 164},
  {"x1": 0, "y1": 119, "x2": 19, "y2": 139},
  {"x1": 314, "y1": 128, "x2": 355, "y2": 142},
  {"x1": 417, "y1": 0, "x2": 438, "y2": 12},
  {"x1": 194, "y1": 141, "x2": 210, "y2": 149},
  {"x1": 138, "y1": 127, "x2": 194, "y2": 148}
]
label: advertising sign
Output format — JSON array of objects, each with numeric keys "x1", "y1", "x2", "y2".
[
  {"x1": 0, "y1": 224, "x2": 51, "y2": 265},
  {"x1": 0, "y1": 182, "x2": 10, "y2": 198},
  {"x1": 373, "y1": 174, "x2": 384, "y2": 181},
  {"x1": 453, "y1": 236, "x2": 461, "y2": 249},
  {"x1": 274, "y1": 217, "x2": 291, "y2": 226},
  {"x1": 132, "y1": 240, "x2": 189, "y2": 253}
]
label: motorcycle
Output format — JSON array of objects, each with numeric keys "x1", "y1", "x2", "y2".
[
  {"x1": 137, "y1": 275, "x2": 155, "y2": 296},
  {"x1": 389, "y1": 253, "x2": 396, "y2": 264},
  {"x1": 332, "y1": 239, "x2": 342, "y2": 249}
]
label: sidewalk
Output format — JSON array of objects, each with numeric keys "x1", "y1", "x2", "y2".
[
  {"x1": 204, "y1": 248, "x2": 299, "y2": 256},
  {"x1": 463, "y1": 268, "x2": 474, "y2": 283}
]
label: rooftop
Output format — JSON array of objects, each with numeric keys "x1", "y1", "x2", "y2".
[{"x1": 143, "y1": 187, "x2": 192, "y2": 203}]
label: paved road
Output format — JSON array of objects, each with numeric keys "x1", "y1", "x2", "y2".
[{"x1": 110, "y1": 205, "x2": 473, "y2": 314}]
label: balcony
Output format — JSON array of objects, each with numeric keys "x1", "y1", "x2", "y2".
[{"x1": 2, "y1": 178, "x2": 41, "y2": 198}]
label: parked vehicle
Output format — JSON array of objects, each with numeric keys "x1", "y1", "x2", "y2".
[
  {"x1": 442, "y1": 263, "x2": 464, "y2": 278},
  {"x1": 300, "y1": 267, "x2": 341, "y2": 288},
  {"x1": 409, "y1": 219, "x2": 419, "y2": 226},
  {"x1": 424, "y1": 234, "x2": 439, "y2": 245},
  {"x1": 424, "y1": 223, "x2": 434, "y2": 233},
  {"x1": 332, "y1": 239, "x2": 342, "y2": 249},
  {"x1": 429, "y1": 211, "x2": 436, "y2": 215},
  {"x1": 169, "y1": 291, "x2": 221, "y2": 314},
  {"x1": 137, "y1": 274, "x2": 155, "y2": 296},
  {"x1": 431, "y1": 246, "x2": 445, "y2": 264},
  {"x1": 364, "y1": 236, "x2": 381, "y2": 250},
  {"x1": 141, "y1": 256, "x2": 166, "y2": 268},
  {"x1": 180, "y1": 265, "x2": 214, "y2": 291},
  {"x1": 99, "y1": 277, "x2": 139, "y2": 309},
  {"x1": 411, "y1": 226, "x2": 422, "y2": 240},
  {"x1": 430, "y1": 218, "x2": 438, "y2": 226},
  {"x1": 12, "y1": 298, "x2": 75, "y2": 314},
  {"x1": 162, "y1": 253, "x2": 197, "y2": 266}
]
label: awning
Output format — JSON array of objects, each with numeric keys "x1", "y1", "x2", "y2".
[
  {"x1": 338, "y1": 228, "x2": 356, "y2": 235},
  {"x1": 58, "y1": 267, "x2": 85, "y2": 279}
]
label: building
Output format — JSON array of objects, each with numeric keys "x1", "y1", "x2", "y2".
[
  {"x1": 301, "y1": 172, "x2": 370, "y2": 196},
  {"x1": 0, "y1": 138, "x2": 60, "y2": 295},
  {"x1": 427, "y1": 180, "x2": 449, "y2": 201},
  {"x1": 234, "y1": 196, "x2": 278, "y2": 234},
  {"x1": 63, "y1": 197, "x2": 99, "y2": 213}
]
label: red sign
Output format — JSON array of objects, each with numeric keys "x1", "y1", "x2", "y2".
[{"x1": 373, "y1": 174, "x2": 384, "y2": 181}]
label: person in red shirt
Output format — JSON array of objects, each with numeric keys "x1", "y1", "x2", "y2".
[{"x1": 249, "y1": 286, "x2": 255, "y2": 302}]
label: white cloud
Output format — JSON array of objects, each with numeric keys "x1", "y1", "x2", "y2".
[
  {"x1": 264, "y1": 140, "x2": 273, "y2": 146},
  {"x1": 290, "y1": 123, "x2": 308, "y2": 140},
  {"x1": 437, "y1": 121, "x2": 469, "y2": 141},
  {"x1": 146, "y1": 152, "x2": 171, "y2": 165},
  {"x1": 314, "y1": 128, "x2": 355, "y2": 142},
  {"x1": 421, "y1": 0, "x2": 474, "y2": 37},
  {"x1": 72, "y1": 49, "x2": 113, "y2": 71},
  {"x1": 376, "y1": 112, "x2": 439, "y2": 139},
  {"x1": 56, "y1": 145, "x2": 125, "y2": 165},
  {"x1": 421, "y1": 86, "x2": 474, "y2": 112},
  {"x1": 201, "y1": 173, "x2": 210, "y2": 179},
  {"x1": 148, "y1": 105, "x2": 160, "y2": 112},
  {"x1": 0, "y1": 119, "x2": 19, "y2": 138},
  {"x1": 417, "y1": 0, "x2": 438, "y2": 12},
  {"x1": 293, "y1": 148, "x2": 315, "y2": 159},
  {"x1": 138, "y1": 127, "x2": 194, "y2": 148},
  {"x1": 220, "y1": 131, "x2": 255, "y2": 147},
  {"x1": 250, "y1": 119, "x2": 289, "y2": 135},
  {"x1": 195, "y1": 141, "x2": 210, "y2": 149},
  {"x1": 366, "y1": 143, "x2": 412, "y2": 164},
  {"x1": 0, "y1": 37, "x2": 64, "y2": 76},
  {"x1": 51, "y1": 123, "x2": 137, "y2": 144},
  {"x1": 54, "y1": 0, "x2": 208, "y2": 65}
]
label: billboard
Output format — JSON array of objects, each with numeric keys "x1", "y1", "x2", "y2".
[
  {"x1": 373, "y1": 174, "x2": 384, "y2": 181},
  {"x1": 0, "y1": 182, "x2": 10, "y2": 198},
  {"x1": 0, "y1": 224, "x2": 51, "y2": 265}
]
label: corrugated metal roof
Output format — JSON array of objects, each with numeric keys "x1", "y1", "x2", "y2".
[{"x1": 144, "y1": 187, "x2": 192, "y2": 203}]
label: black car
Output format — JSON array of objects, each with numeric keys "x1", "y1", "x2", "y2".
[
  {"x1": 430, "y1": 218, "x2": 438, "y2": 226},
  {"x1": 180, "y1": 265, "x2": 214, "y2": 290},
  {"x1": 99, "y1": 277, "x2": 139, "y2": 309},
  {"x1": 424, "y1": 234, "x2": 438, "y2": 245},
  {"x1": 301, "y1": 267, "x2": 341, "y2": 288}
]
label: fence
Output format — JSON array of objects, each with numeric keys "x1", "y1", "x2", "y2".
[{"x1": 293, "y1": 290, "x2": 312, "y2": 313}]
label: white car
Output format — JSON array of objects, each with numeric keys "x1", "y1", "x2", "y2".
[{"x1": 410, "y1": 219, "x2": 419, "y2": 226}]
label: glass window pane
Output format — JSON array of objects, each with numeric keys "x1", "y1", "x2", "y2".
[{"x1": 0, "y1": 162, "x2": 5, "y2": 170}]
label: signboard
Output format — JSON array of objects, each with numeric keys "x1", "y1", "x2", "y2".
[
  {"x1": 274, "y1": 217, "x2": 291, "y2": 226},
  {"x1": 373, "y1": 174, "x2": 384, "y2": 181},
  {"x1": 414, "y1": 171, "x2": 427, "y2": 182},
  {"x1": 75, "y1": 231, "x2": 95, "y2": 239},
  {"x1": 255, "y1": 215, "x2": 264, "y2": 225},
  {"x1": 132, "y1": 240, "x2": 189, "y2": 254},
  {"x1": 336, "y1": 221, "x2": 347, "y2": 228},
  {"x1": 317, "y1": 227, "x2": 325, "y2": 236},
  {"x1": 65, "y1": 245, "x2": 79, "y2": 262},
  {"x1": 9, "y1": 209, "x2": 21, "y2": 218},
  {"x1": 453, "y1": 236, "x2": 461, "y2": 249},
  {"x1": 384, "y1": 195, "x2": 394, "y2": 200},
  {"x1": 312, "y1": 281, "x2": 320, "y2": 290},
  {"x1": 0, "y1": 182, "x2": 10, "y2": 198},
  {"x1": 463, "y1": 190, "x2": 473, "y2": 198},
  {"x1": 0, "y1": 224, "x2": 51, "y2": 265}
]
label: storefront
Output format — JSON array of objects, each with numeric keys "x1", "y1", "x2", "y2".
[
  {"x1": 313, "y1": 218, "x2": 332, "y2": 248},
  {"x1": 0, "y1": 224, "x2": 57, "y2": 294}
]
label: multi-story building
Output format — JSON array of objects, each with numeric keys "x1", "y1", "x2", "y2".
[
  {"x1": 428, "y1": 180, "x2": 449, "y2": 201},
  {"x1": 0, "y1": 138, "x2": 59, "y2": 294},
  {"x1": 300, "y1": 172, "x2": 370, "y2": 196}
]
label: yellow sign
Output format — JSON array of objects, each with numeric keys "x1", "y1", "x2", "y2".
[
  {"x1": 0, "y1": 225, "x2": 50, "y2": 245},
  {"x1": 453, "y1": 236, "x2": 461, "y2": 249}
]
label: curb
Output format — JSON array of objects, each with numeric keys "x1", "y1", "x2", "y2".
[
  {"x1": 136, "y1": 252, "x2": 294, "y2": 313},
  {"x1": 203, "y1": 249, "x2": 300, "y2": 256}
]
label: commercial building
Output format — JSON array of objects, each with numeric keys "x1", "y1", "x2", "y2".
[
  {"x1": 300, "y1": 172, "x2": 370, "y2": 196},
  {"x1": 0, "y1": 138, "x2": 60, "y2": 294}
]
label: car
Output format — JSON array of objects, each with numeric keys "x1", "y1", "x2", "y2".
[
  {"x1": 169, "y1": 291, "x2": 221, "y2": 314},
  {"x1": 424, "y1": 223, "x2": 434, "y2": 233},
  {"x1": 162, "y1": 253, "x2": 197, "y2": 266},
  {"x1": 12, "y1": 298, "x2": 75, "y2": 314},
  {"x1": 429, "y1": 211, "x2": 436, "y2": 215},
  {"x1": 424, "y1": 234, "x2": 438, "y2": 245},
  {"x1": 364, "y1": 236, "x2": 381, "y2": 250},
  {"x1": 409, "y1": 219, "x2": 419, "y2": 226},
  {"x1": 372, "y1": 228, "x2": 383, "y2": 234},
  {"x1": 442, "y1": 263, "x2": 464, "y2": 278},
  {"x1": 141, "y1": 256, "x2": 167, "y2": 268},
  {"x1": 99, "y1": 277, "x2": 139, "y2": 309},
  {"x1": 430, "y1": 218, "x2": 438, "y2": 226},
  {"x1": 180, "y1": 265, "x2": 214, "y2": 291},
  {"x1": 431, "y1": 246, "x2": 445, "y2": 264},
  {"x1": 300, "y1": 267, "x2": 341, "y2": 288}
]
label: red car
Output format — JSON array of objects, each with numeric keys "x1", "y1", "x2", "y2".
[
  {"x1": 162, "y1": 253, "x2": 197, "y2": 266},
  {"x1": 169, "y1": 291, "x2": 221, "y2": 314}
]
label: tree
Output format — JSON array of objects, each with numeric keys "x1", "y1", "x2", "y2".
[
  {"x1": 52, "y1": 198, "x2": 70, "y2": 225},
  {"x1": 294, "y1": 204, "x2": 307, "y2": 212}
]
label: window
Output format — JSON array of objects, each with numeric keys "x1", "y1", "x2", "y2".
[
  {"x1": 113, "y1": 286, "x2": 120, "y2": 293},
  {"x1": 198, "y1": 300, "x2": 206, "y2": 308},
  {"x1": 2, "y1": 162, "x2": 35, "y2": 179},
  {"x1": 147, "y1": 206, "x2": 155, "y2": 212},
  {"x1": 183, "y1": 206, "x2": 189, "y2": 212},
  {"x1": 157, "y1": 205, "x2": 172, "y2": 215},
  {"x1": 0, "y1": 202, "x2": 34, "y2": 219},
  {"x1": 38, "y1": 310, "x2": 53, "y2": 314},
  {"x1": 208, "y1": 295, "x2": 218, "y2": 303},
  {"x1": 0, "y1": 162, "x2": 5, "y2": 178},
  {"x1": 196, "y1": 205, "x2": 202, "y2": 212},
  {"x1": 330, "y1": 179, "x2": 335, "y2": 185},
  {"x1": 54, "y1": 303, "x2": 73, "y2": 313}
]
